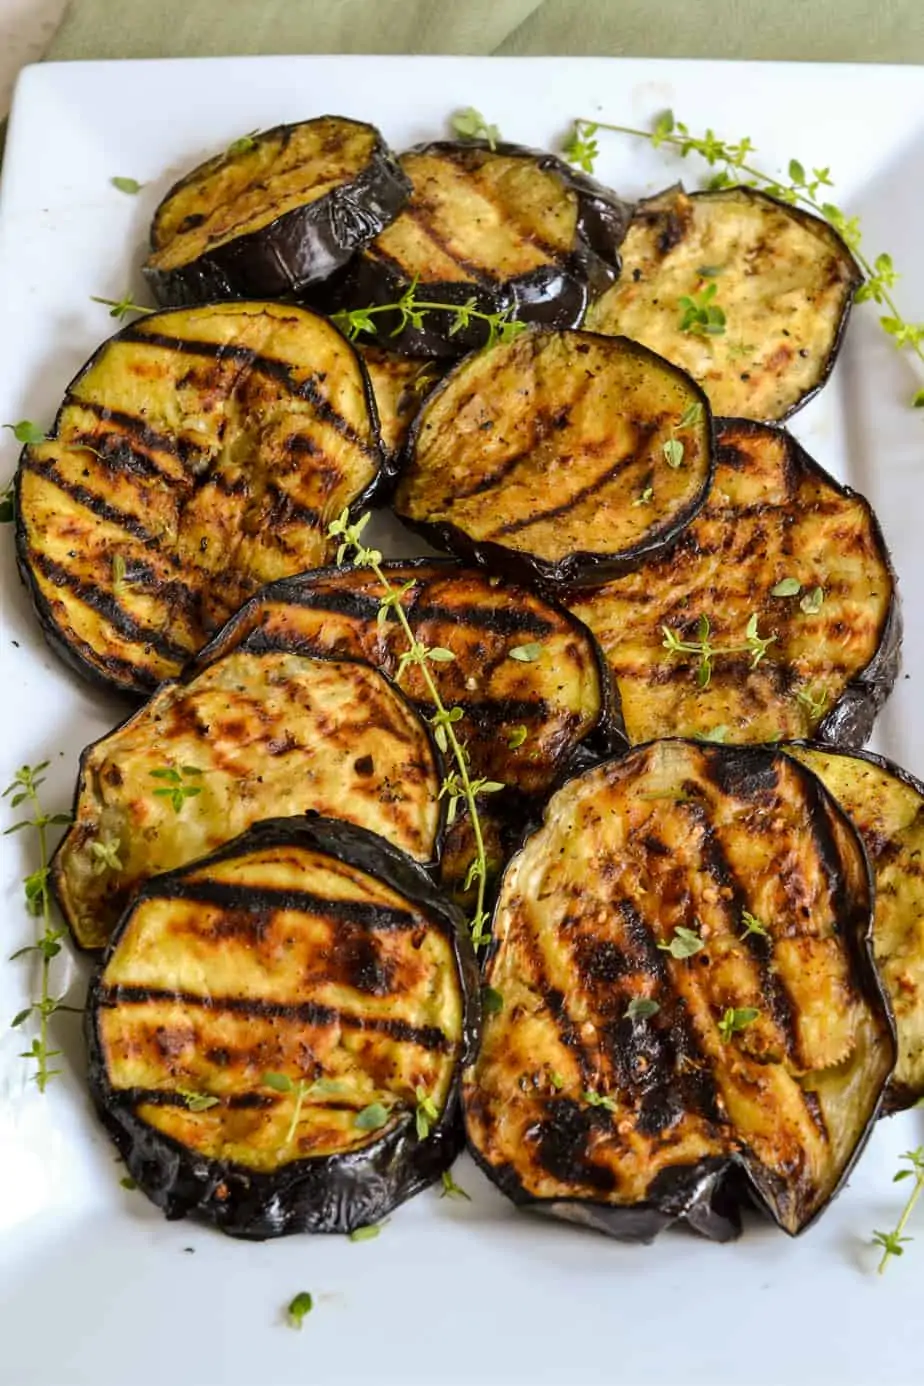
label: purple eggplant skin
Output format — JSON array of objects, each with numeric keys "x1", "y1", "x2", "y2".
[
  {"x1": 84, "y1": 816, "x2": 481, "y2": 1239},
  {"x1": 144, "y1": 119, "x2": 412, "y2": 308},
  {"x1": 464, "y1": 740, "x2": 896, "y2": 1243},
  {"x1": 395, "y1": 334, "x2": 716, "y2": 592},
  {"x1": 192, "y1": 555, "x2": 628, "y2": 777},
  {"x1": 715, "y1": 418, "x2": 903, "y2": 751},
  {"x1": 313, "y1": 140, "x2": 634, "y2": 357},
  {"x1": 13, "y1": 302, "x2": 390, "y2": 701}
]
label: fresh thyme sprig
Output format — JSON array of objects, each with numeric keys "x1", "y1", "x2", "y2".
[
  {"x1": 328, "y1": 510, "x2": 497, "y2": 950},
  {"x1": 331, "y1": 275, "x2": 526, "y2": 349},
  {"x1": 149, "y1": 765, "x2": 203, "y2": 813},
  {"x1": 4, "y1": 762, "x2": 75, "y2": 1092},
  {"x1": 873, "y1": 1147, "x2": 924, "y2": 1273},
  {"x1": 91, "y1": 294, "x2": 155, "y2": 321},
  {"x1": 662, "y1": 613, "x2": 775, "y2": 689},
  {"x1": 717, "y1": 1006, "x2": 760, "y2": 1042},
  {"x1": 451, "y1": 107, "x2": 501, "y2": 150},
  {"x1": 562, "y1": 112, "x2": 924, "y2": 408}
]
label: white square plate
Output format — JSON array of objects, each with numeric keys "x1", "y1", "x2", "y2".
[{"x1": 1, "y1": 55, "x2": 923, "y2": 1386}]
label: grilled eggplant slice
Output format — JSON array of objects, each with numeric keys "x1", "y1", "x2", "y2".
[
  {"x1": 195, "y1": 558, "x2": 620, "y2": 901},
  {"x1": 356, "y1": 347, "x2": 446, "y2": 457},
  {"x1": 53, "y1": 649, "x2": 442, "y2": 951},
  {"x1": 787, "y1": 744, "x2": 924, "y2": 1112},
  {"x1": 86, "y1": 815, "x2": 480, "y2": 1238},
  {"x1": 464, "y1": 740, "x2": 895, "y2": 1241},
  {"x1": 196, "y1": 559, "x2": 619, "y2": 796},
  {"x1": 395, "y1": 329, "x2": 714, "y2": 588},
  {"x1": 585, "y1": 185, "x2": 861, "y2": 421},
  {"x1": 324, "y1": 141, "x2": 632, "y2": 355},
  {"x1": 15, "y1": 301, "x2": 384, "y2": 695},
  {"x1": 144, "y1": 117, "x2": 411, "y2": 306},
  {"x1": 570, "y1": 419, "x2": 899, "y2": 745}
]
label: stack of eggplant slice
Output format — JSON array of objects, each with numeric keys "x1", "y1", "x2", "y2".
[{"x1": 11, "y1": 111, "x2": 920, "y2": 1247}]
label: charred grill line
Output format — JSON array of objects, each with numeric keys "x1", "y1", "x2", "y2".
[
  {"x1": 66, "y1": 431, "x2": 177, "y2": 483},
  {"x1": 99, "y1": 984, "x2": 453, "y2": 1053},
  {"x1": 489, "y1": 421, "x2": 662, "y2": 538},
  {"x1": 120, "y1": 328, "x2": 378, "y2": 458},
  {"x1": 73, "y1": 399, "x2": 210, "y2": 466},
  {"x1": 22, "y1": 456, "x2": 162, "y2": 545},
  {"x1": 29, "y1": 551, "x2": 193, "y2": 664},
  {"x1": 408, "y1": 600, "x2": 554, "y2": 638},
  {"x1": 398, "y1": 202, "x2": 499, "y2": 284},
  {"x1": 516, "y1": 926, "x2": 599, "y2": 1087},
  {"x1": 694, "y1": 815, "x2": 801, "y2": 1061},
  {"x1": 153, "y1": 879, "x2": 421, "y2": 930}
]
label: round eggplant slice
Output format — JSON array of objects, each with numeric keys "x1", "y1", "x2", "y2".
[
  {"x1": 569, "y1": 418, "x2": 900, "y2": 746},
  {"x1": 355, "y1": 346, "x2": 447, "y2": 458},
  {"x1": 322, "y1": 140, "x2": 632, "y2": 355},
  {"x1": 395, "y1": 329, "x2": 714, "y2": 589},
  {"x1": 195, "y1": 558, "x2": 621, "y2": 796},
  {"x1": 787, "y1": 743, "x2": 924, "y2": 1113},
  {"x1": 52, "y1": 649, "x2": 443, "y2": 951},
  {"x1": 464, "y1": 740, "x2": 895, "y2": 1242},
  {"x1": 15, "y1": 301, "x2": 385, "y2": 696},
  {"x1": 86, "y1": 815, "x2": 480, "y2": 1238},
  {"x1": 144, "y1": 117, "x2": 411, "y2": 306},
  {"x1": 585, "y1": 185, "x2": 861, "y2": 422}
]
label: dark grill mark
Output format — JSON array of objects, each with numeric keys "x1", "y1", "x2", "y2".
[
  {"x1": 30, "y1": 552, "x2": 193, "y2": 664},
  {"x1": 490, "y1": 421, "x2": 663, "y2": 538},
  {"x1": 154, "y1": 879, "x2": 421, "y2": 931},
  {"x1": 67, "y1": 431, "x2": 176, "y2": 483},
  {"x1": 533, "y1": 1099, "x2": 616, "y2": 1192},
  {"x1": 73, "y1": 400, "x2": 209, "y2": 467},
  {"x1": 120, "y1": 328, "x2": 378, "y2": 458},
  {"x1": 100, "y1": 985, "x2": 453, "y2": 1053},
  {"x1": 23, "y1": 457, "x2": 161, "y2": 545}
]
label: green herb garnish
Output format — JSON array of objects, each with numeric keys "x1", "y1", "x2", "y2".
[
  {"x1": 739, "y1": 910, "x2": 770, "y2": 941},
  {"x1": 440, "y1": 1169, "x2": 471, "y2": 1201},
  {"x1": 506, "y1": 724, "x2": 529, "y2": 750},
  {"x1": 717, "y1": 1006, "x2": 760, "y2": 1041},
  {"x1": 583, "y1": 1089, "x2": 618, "y2": 1112},
  {"x1": 796, "y1": 685, "x2": 829, "y2": 719},
  {"x1": 176, "y1": 1087, "x2": 220, "y2": 1112},
  {"x1": 874, "y1": 1147, "x2": 924, "y2": 1273},
  {"x1": 632, "y1": 485, "x2": 654, "y2": 507},
  {"x1": 287, "y1": 1291, "x2": 313, "y2": 1329},
  {"x1": 4, "y1": 762, "x2": 75, "y2": 1090},
  {"x1": 149, "y1": 765, "x2": 203, "y2": 814},
  {"x1": 799, "y1": 586, "x2": 825, "y2": 615},
  {"x1": 91, "y1": 293, "x2": 154, "y2": 321},
  {"x1": 482, "y1": 985, "x2": 504, "y2": 1015},
  {"x1": 349, "y1": 1222, "x2": 384, "y2": 1242},
  {"x1": 509, "y1": 642, "x2": 543, "y2": 662},
  {"x1": 330, "y1": 509, "x2": 498, "y2": 951},
  {"x1": 111, "y1": 177, "x2": 143, "y2": 195},
  {"x1": 415, "y1": 1085, "x2": 439, "y2": 1140},
  {"x1": 227, "y1": 130, "x2": 260, "y2": 157},
  {"x1": 624, "y1": 997, "x2": 660, "y2": 1022},
  {"x1": 657, "y1": 925, "x2": 704, "y2": 959},
  {"x1": 450, "y1": 107, "x2": 500, "y2": 150},
  {"x1": 3, "y1": 420, "x2": 47, "y2": 445},
  {"x1": 355, "y1": 1101, "x2": 390, "y2": 1132},
  {"x1": 662, "y1": 612, "x2": 775, "y2": 689},
  {"x1": 562, "y1": 111, "x2": 924, "y2": 410},
  {"x1": 771, "y1": 577, "x2": 801, "y2": 597},
  {"x1": 331, "y1": 275, "x2": 525, "y2": 350},
  {"x1": 678, "y1": 282, "x2": 726, "y2": 336}
]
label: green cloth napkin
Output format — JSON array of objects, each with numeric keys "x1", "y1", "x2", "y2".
[{"x1": 43, "y1": 0, "x2": 924, "y2": 63}]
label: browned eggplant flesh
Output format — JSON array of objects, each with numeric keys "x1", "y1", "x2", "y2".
[
  {"x1": 464, "y1": 740, "x2": 895, "y2": 1241},
  {"x1": 569, "y1": 419, "x2": 899, "y2": 746},
  {"x1": 145, "y1": 117, "x2": 411, "y2": 305},
  {"x1": 52, "y1": 648, "x2": 442, "y2": 950},
  {"x1": 788, "y1": 743, "x2": 924, "y2": 1112},
  {"x1": 585, "y1": 185, "x2": 861, "y2": 421},
  {"x1": 396, "y1": 328, "x2": 714, "y2": 587},
  {"x1": 321, "y1": 140, "x2": 632, "y2": 354},
  {"x1": 85, "y1": 815, "x2": 480, "y2": 1237},
  {"x1": 15, "y1": 302, "x2": 384, "y2": 694}
]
